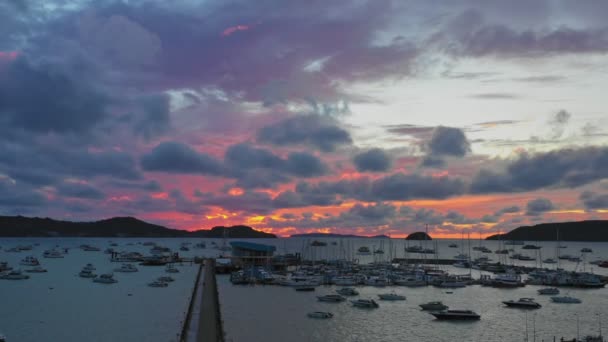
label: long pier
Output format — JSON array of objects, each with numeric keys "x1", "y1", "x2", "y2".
[{"x1": 180, "y1": 259, "x2": 225, "y2": 342}]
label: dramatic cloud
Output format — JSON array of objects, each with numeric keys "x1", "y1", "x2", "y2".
[
  {"x1": 526, "y1": 198, "x2": 554, "y2": 216},
  {"x1": 353, "y1": 148, "x2": 392, "y2": 172},
  {"x1": 580, "y1": 191, "x2": 608, "y2": 210},
  {"x1": 141, "y1": 142, "x2": 223, "y2": 175},
  {"x1": 56, "y1": 182, "x2": 105, "y2": 200},
  {"x1": 471, "y1": 146, "x2": 608, "y2": 193},
  {"x1": 257, "y1": 115, "x2": 352, "y2": 152},
  {"x1": 427, "y1": 126, "x2": 471, "y2": 157}
]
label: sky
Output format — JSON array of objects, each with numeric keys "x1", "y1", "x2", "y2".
[{"x1": 0, "y1": 0, "x2": 607, "y2": 237}]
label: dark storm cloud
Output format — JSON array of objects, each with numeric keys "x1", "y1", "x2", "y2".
[
  {"x1": 0, "y1": 57, "x2": 110, "y2": 134},
  {"x1": 197, "y1": 190, "x2": 274, "y2": 215},
  {"x1": 257, "y1": 115, "x2": 352, "y2": 152},
  {"x1": 273, "y1": 182, "x2": 342, "y2": 208},
  {"x1": 471, "y1": 146, "x2": 608, "y2": 193},
  {"x1": 580, "y1": 191, "x2": 608, "y2": 210},
  {"x1": 133, "y1": 93, "x2": 171, "y2": 139},
  {"x1": 427, "y1": 126, "x2": 471, "y2": 157},
  {"x1": 141, "y1": 141, "x2": 224, "y2": 175},
  {"x1": 496, "y1": 205, "x2": 521, "y2": 215},
  {"x1": 353, "y1": 148, "x2": 392, "y2": 172},
  {"x1": 56, "y1": 182, "x2": 106, "y2": 200},
  {"x1": 0, "y1": 181, "x2": 46, "y2": 208},
  {"x1": 435, "y1": 9, "x2": 608, "y2": 58},
  {"x1": 525, "y1": 198, "x2": 554, "y2": 216}
]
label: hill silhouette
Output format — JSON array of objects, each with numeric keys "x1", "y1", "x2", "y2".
[{"x1": 486, "y1": 220, "x2": 608, "y2": 241}]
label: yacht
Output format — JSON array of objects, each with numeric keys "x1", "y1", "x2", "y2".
[
  {"x1": 19, "y1": 256, "x2": 40, "y2": 266},
  {"x1": 551, "y1": 296, "x2": 581, "y2": 304},
  {"x1": 357, "y1": 246, "x2": 371, "y2": 255},
  {"x1": 378, "y1": 293, "x2": 405, "y2": 301},
  {"x1": 83, "y1": 263, "x2": 96, "y2": 271},
  {"x1": 43, "y1": 250, "x2": 64, "y2": 258},
  {"x1": 419, "y1": 301, "x2": 449, "y2": 311},
  {"x1": 294, "y1": 286, "x2": 315, "y2": 292},
  {"x1": 393, "y1": 277, "x2": 426, "y2": 287},
  {"x1": 317, "y1": 295, "x2": 346, "y2": 303},
  {"x1": 522, "y1": 244, "x2": 541, "y2": 250},
  {"x1": 453, "y1": 253, "x2": 469, "y2": 261},
  {"x1": 0, "y1": 270, "x2": 30, "y2": 280},
  {"x1": 494, "y1": 249, "x2": 509, "y2": 254},
  {"x1": 502, "y1": 298, "x2": 541, "y2": 309},
  {"x1": 430, "y1": 310, "x2": 481, "y2": 320},
  {"x1": 114, "y1": 264, "x2": 138, "y2": 273},
  {"x1": 307, "y1": 312, "x2": 333, "y2": 319},
  {"x1": 165, "y1": 265, "x2": 179, "y2": 273},
  {"x1": 80, "y1": 245, "x2": 100, "y2": 252},
  {"x1": 537, "y1": 287, "x2": 559, "y2": 295},
  {"x1": 336, "y1": 287, "x2": 359, "y2": 296},
  {"x1": 148, "y1": 280, "x2": 168, "y2": 287},
  {"x1": 310, "y1": 240, "x2": 327, "y2": 247},
  {"x1": 581, "y1": 248, "x2": 593, "y2": 253},
  {"x1": 157, "y1": 276, "x2": 175, "y2": 283},
  {"x1": 351, "y1": 299, "x2": 379, "y2": 308},
  {"x1": 79, "y1": 269, "x2": 97, "y2": 278},
  {"x1": 25, "y1": 266, "x2": 47, "y2": 273},
  {"x1": 449, "y1": 243, "x2": 458, "y2": 248},
  {"x1": 542, "y1": 258, "x2": 557, "y2": 264},
  {"x1": 93, "y1": 273, "x2": 118, "y2": 284}
]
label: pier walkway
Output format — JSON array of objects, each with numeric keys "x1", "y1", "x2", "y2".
[{"x1": 180, "y1": 259, "x2": 225, "y2": 342}]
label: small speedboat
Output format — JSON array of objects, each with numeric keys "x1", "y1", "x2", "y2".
[
  {"x1": 157, "y1": 276, "x2": 174, "y2": 283},
  {"x1": 538, "y1": 287, "x2": 559, "y2": 295},
  {"x1": 420, "y1": 301, "x2": 449, "y2": 311},
  {"x1": 93, "y1": 273, "x2": 117, "y2": 284},
  {"x1": 307, "y1": 311, "x2": 333, "y2": 319},
  {"x1": 148, "y1": 280, "x2": 168, "y2": 287},
  {"x1": 336, "y1": 287, "x2": 359, "y2": 296},
  {"x1": 431, "y1": 310, "x2": 480, "y2": 320},
  {"x1": 79, "y1": 269, "x2": 97, "y2": 278},
  {"x1": 502, "y1": 298, "x2": 541, "y2": 309},
  {"x1": 317, "y1": 295, "x2": 346, "y2": 302},
  {"x1": 378, "y1": 293, "x2": 406, "y2": 301},
  {"x1": 0, "y1": 270, "x2": 30, "y2": 280},
  {"x1": 351, "y1": 299, "x2": 379, "y2": 308},
  {"x1": 551, "y1": 296, "x2": 581, "y2": 304},
  {"x1": 25, "y1": 266, "x2": 47, "y2": 273}
]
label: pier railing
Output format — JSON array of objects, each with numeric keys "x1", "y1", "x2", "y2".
[{"x1": 179, "y1": 261, "x2": 204, "y2": 342}]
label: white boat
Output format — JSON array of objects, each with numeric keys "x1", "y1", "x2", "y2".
[
  {"x1": 317, "y1": 295, "x2": 346, "y2": 302},
  {"x1": 378, "y1": 293, "x2": 406, "y2": 301},
  {"x1": 148, "y1": 280, "x2": 168, "y2": 287},
  {"x1": 19, "y1": 256, "x2": 40, "y2": 266},
  {"x1": 93, "y1": 273, "x2": 117, "y2": 284},
  {"x1": 336, "y1": 287, "x2": 359, "y2": 296},
  {"x1": 307, "y1": 311, "x2": 333, "y2": 319},
  {"x1": 25, "y1": 266, "x2": 47, "y2": 273},
  {"x1": 419, "y1": 301, "x2": 449, "y2": 311},
  {"x1": 165, "y1": 265, "x2": 179, "y2": 273},
  {"x1": 114, "y1": 264, "x2": 138, "y2": 273},
  {"x1": 351, "y1": 299, "x2": 379, "y2": 308},
  {"x1": 538, "y1": 287, "x2": 559, "y2": 295},
  {"x1": 0, "y1": 270, "x2": 30, "y2": 280},
  {"x1": 79, "y1": 269, "x2": 97, "y2": 278},
  {"x1": 502, "y1": 298, "x2": 541, "y2": 309},
  {"x1": 551, "y1": 296, "x2": 581, "y2": 304},
  {"x1": 43, "y1": 250, "x2": 64, "y2": 258}
]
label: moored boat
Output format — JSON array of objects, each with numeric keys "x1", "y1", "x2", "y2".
[
  {"x1": 148, "y1": 280, "x2": 168, "y2": 287},
  {"x1": 419, "y1": 301, "x2": 448, "y2": 311},
  {"x1": 93, "y1": 273, "x2": 117, "y2": 284},
  {"x1": 317, "y1": 295, "x2": 346, "y2": 302},
  {"x1": 336, "y1": 287, "x2": 359, "y2": 296},
  {"x1": 537, "y1": 287, "x2": 559, "y2": 295},
  {"x1": 430, "y1": 310, "x2": 480, "y2": 320},
  {"x1": 351, "y1": 299, "x2": 379, "y2": 308},
  {"x1": 502, "y1": 298, "x2": 541, "y2": 309},
  {"x1": 551, "y1": 296, "x2": 581, "y2": 304},
  {"x1": 378, "y1": 293, "x2": 405, "y2": 301},
  {"x1": 0, "y1": 270, "x2": 29, "y2": 280},
  {"x1": 307, "y1": 311, "x2": 333, "y2": 319}
]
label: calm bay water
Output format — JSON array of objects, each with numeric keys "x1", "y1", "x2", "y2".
[{"x1": 1, "y1": 237, "x2": 607, "y2": 341}]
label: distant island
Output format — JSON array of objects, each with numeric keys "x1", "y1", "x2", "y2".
[
  {"x1": 0, "y1": 215, "x2": 276, "y2": 238},
  {"x1": 406, "y1": 232, "x2": 432, "y2": 240},
  {"x1": 486, "y1": 220, "x2": 608, "y2": 242},
  {"x1": 290, "y1": 233, "x2": 390, "y2": 238}
]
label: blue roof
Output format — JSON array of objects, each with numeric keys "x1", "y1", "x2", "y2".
[{"x1": 230, "y1": 241, "x2": 276, "y2": 252}]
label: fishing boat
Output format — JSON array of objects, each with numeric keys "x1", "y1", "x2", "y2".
[
  {"x1": 419, "y1": 301, "x2": 449, "y2": 311},
  {"x1": 378, "y1": 293, "x2": 406, "y2": 301},
  {"x1": 307, "y1": 312, "x2": 333, "y2": 319},
  {"x1": 502, "y1": 298, "x2": 541, "y2": 309},
  {"x1": 430, "y1": 310, "x2": 481, "y2": 320},
  {"x1": 351, "y1": 299, "x2": 379, "y2": 308},
  {"x1": 537, "y1": 287, "x2": 559, "y2": 295},
  {"x1": 317, "y1": 295, "x2": 346, "y2": 302},
  {"x1": 551, "y1": 296, "x2": 581, "y2": 304}
]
